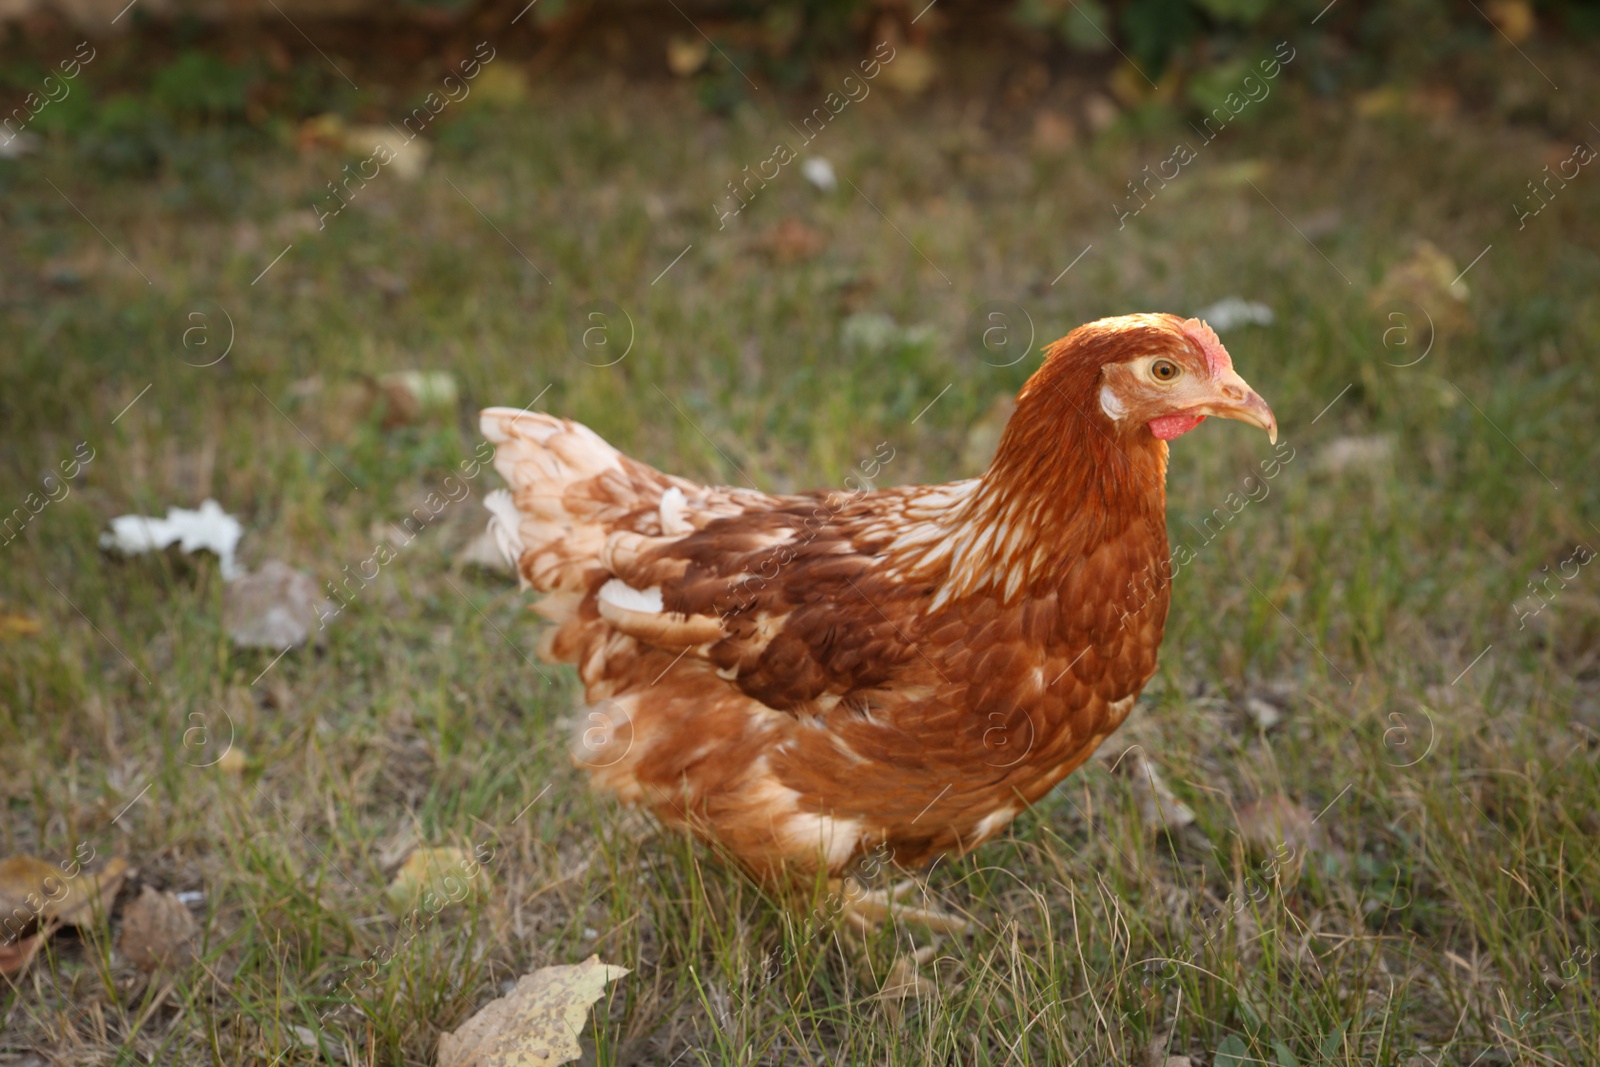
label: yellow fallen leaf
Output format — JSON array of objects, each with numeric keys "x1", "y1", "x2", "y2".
[
  {"x1": 0, "y1": 854, "x2": 128, "y2": 930},
  {"x1": 1368, "y1": 239, "x2": 1475, "y2": 338},
  {"x1": 1487, "y1": 0, "x2": 1535, "y2": 43},
  {"x1": 1356, "y1": 85, "x2": 1406, "y2": 118},
  {"x1": 437, "y1": 955, "x2": 630, "y2": 1067},
  {"x1": 296, "y1": 112, "x2": 346, "y2": 151},
  {"x1": 666, "y1": 35, "x2": 709, "y2": 77},
  {"x1": 880, "y1": 46, "x2": 937, "y2": 96},
  {"x1": 55, "y1": 857, "x2": 131, "y2": 928},
  {"x1": 0, "y1": 856, "x2": 62, "y2": 977},
  {"x1": 1373, "y1": 239, "x2": 1469, "y2": 303},
  {"x1": 1194, "y1": 159, "x2": 1269, "y2": 191},
  {"x1": 0, "y1": 856, "x2": 64, "y2": 921},
  {"x1": 1108, "y1": 61, "x2": 1177, "y2": 107},
  {"x1": 386, "y1": 847, "x2": 488, "y2": 914},
  {"x1": 469, "y1": 64, "x2": 529, "y2": 108},
  {"x1": 0, "y1": 854, "x2": 130, "y2": 976},
  {"x1": 0, "y1": 611, "x2": 43, "y2": 638}
]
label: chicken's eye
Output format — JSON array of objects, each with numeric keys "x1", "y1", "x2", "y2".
[{"x1": 1150, "y1": 359, "x2": 1181, "y2": 383}]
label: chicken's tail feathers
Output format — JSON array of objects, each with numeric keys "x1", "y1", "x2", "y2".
[
  {"x1": 480, "y1": 408, "x2": 626, "y2": 501},
  {"x1": 482, "y1": 488, "x2": 527, "y2": 579},
  {"x1": 479, "y1": 407, "x2": 646, "y2": 593}
]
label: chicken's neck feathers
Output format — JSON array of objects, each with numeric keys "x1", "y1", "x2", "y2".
[{"x1": 900, "y1": 375, "x2": 1170, "y2": 610}]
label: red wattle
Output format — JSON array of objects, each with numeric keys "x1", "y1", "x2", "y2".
[{"x1": 1148, "y1": 413, "x2": 1207, "y2": 440}]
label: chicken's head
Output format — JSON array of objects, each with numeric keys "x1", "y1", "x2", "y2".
[{"x1": 1075, "y1": 313, "x2": 1277, "y2": 445}]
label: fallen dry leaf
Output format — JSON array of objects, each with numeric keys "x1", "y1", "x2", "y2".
[
  {"x1": 1487, "y1": 0, "x2": 1535, "y2": 42},
  {"x1": 436, "y1": 955, "x2": 629, "y2": 1067},
  {"x1": 1357, "y1": 84, "x2": 1465, "y2": 122},
  {"x1": 666, "y1": 34, "x2": 709, "y2": 77},
  {"x1": 377, "y1": 370, "x2": 458, "y2": 429},
  {"x1": 468, "y1": 65, "x2": 530, "y2": 108},
  {"x1": 1031, "y1": 108, "x2": 1077, "y2": 153},
  {"x1": 1082, "y1": 93, "x2": 1119, "y2": 133},
  {"x1": 0, "y1": 854, "x2": 130, "y2": 976},
  {"x1": 1236, "y1": 794, "x2": 1321, "y2": 872},
  {"x1": 877, "y1": 955, "x2": 936, "y2": 1000},
  {"x1": 880, "y1": 46, "x2": 937, "y2": 96},
  {"x1": 1369, "y1": 239, "x2": 1474, "y2": 335},
  {"x1": 296, "y1": 112, "x2": 346, "y2": 151},
  {"x1": 1243, "y1": 695, "x2": 1283, "y2": 731},
  {"x1": 1132, "y1": 758, "x2": 1196, "y2": 832},
  {"x1": 0, "y1": 855, "x2": 64, "y2": 925},
  {"x1": 1110, "y1": 60, "x2": 1176, "y2": 107},
  {"x1": 0, "y1": 610, "x2": 44, "y2": 638},
  {"x1": 386, "y1": 846, "x2": 489, "y2": 914},
  {"x1": 1193, "y1": 159, "x2": 1271, "y2": 194},
  {"x1": 1101, "y1": 747, "x2": 1196, "y2": 833},
  {"x1": 118, "y1": 885, "x2": 200, "y2": 971},
  {"x1": 223, "y1": 560, "x2": 332, "y2": 650},
  {"x1": 50, "y1": 857, "x2": 130, "y2": 928},
  {"x1": 289, "y1": 375, "x2": 380, "y2": 442},
  {"x1": 757, "y1": 218, "x2": 828, "y2": 264},
  {"x1": 288, "y1": 1024, "x2": 347, "y2": 1061},
  {"x1": 1408, "y1": 85, "x2": 1461, "y2": 122},
  {"x1": 0, "y1": 854, "x2": 130, "y2": 931},
  {"x1": 1356, "y1": 84, "x2": 1408, "y2": 119},
  {"x1": 0, "y1": 927, "x2": 53, "y2": 977}
]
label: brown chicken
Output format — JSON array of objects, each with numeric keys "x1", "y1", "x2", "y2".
[{"x1": 480, "y1": 313, "x2": 1276, "y2": 891}]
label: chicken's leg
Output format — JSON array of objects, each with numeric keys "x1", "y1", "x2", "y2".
[{"x1": 830, "y1": 877, "x2": 968, "y2": 936}]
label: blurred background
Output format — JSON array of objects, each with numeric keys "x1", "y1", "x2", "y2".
[{"x1": 2, "y1": 1, "x2": 1599, "y2": 1065}]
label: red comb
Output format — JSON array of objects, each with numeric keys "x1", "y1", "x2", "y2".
[{"x1": 1181, "y1": 318, "x2": 1232, "y2": 375}]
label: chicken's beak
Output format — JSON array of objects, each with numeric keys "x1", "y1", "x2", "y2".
[{"x1": 1199, "y1": 368, "x2": 1278, "y2": 445}]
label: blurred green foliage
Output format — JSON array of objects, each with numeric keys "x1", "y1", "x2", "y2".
[
  {"x1": 1010, "y1": 0, "x2": 1592, "y2": 81},
  {"x1": 148, "y1": 50, "x2": 254, "y2": 120},
  {"x1": 696, "y1": 0, "x2": 1594, "y2": 120},
  {"x1": 9, "y1": 49, "x2": 268, "y2": 185},
  {"x1": 3, "y1": 0, "x2": 1592, "y2": 190}
]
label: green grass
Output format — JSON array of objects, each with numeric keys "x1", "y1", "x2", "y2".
[{"x1": 2, "y1": 31, "x2": 1599, "y2": 1067}]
